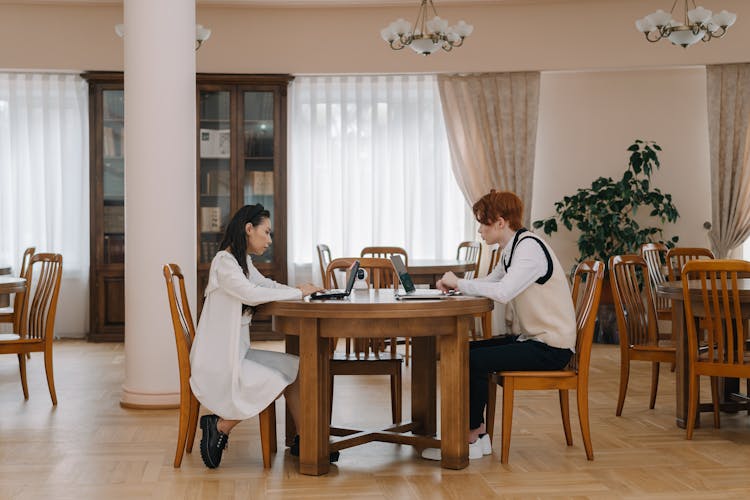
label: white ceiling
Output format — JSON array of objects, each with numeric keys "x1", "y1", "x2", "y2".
[{"x1": 0, "y1": 0, "x2": 606, "y2": 7}]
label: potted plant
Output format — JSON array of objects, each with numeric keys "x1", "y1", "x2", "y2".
[{"x1": 532, "y1": 140, "x2": 680, "y2": 342}]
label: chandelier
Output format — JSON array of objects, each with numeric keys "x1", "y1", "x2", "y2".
[
  {"x1": 115, "y1": 23, "x2": 212, "y2": 50},
  {"x1": 381, "y1": 0, "x2": 473, "y2": 56},
  {"x1": 635, "y1": 1, "x2": 737, "y2": 48}
]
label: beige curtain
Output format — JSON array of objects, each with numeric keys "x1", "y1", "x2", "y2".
[
  {"x1": 707, "y1": 64, "x2": 750, "y2": 258},
  {"x1": 437, "y1": 72, "x2": 540, "y2": 226}
]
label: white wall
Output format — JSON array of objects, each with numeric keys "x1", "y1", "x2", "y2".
[{"x1": 532, "y1": 67, "x2": 713, "y2": 272}]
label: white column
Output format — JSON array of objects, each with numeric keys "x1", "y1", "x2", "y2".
[{"x1": 121, "y1": 0, "x2": 196, "y2": 408}]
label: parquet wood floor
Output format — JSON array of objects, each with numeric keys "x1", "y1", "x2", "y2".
[{"x1": 1, "y1": 340, "x2": 749, "y2": 499}]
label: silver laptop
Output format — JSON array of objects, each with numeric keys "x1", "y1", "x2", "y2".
[{"x1": 390, "y1": 255, "x2": 455, "y2": 300}]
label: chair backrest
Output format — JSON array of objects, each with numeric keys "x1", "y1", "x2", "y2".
[
  {"x1": 569, "y1": 260, "x2": 604, "y2": 375},
  {"x1": 325, "y1": 257, "x2": 399, "y2": 357},
  {"x1": 316, "y1": 244, "x2": 338, "y2": 288},
  {"x1": 610, "y1": 255, "x2": 659, "y2": 349},
  {"x1": 325, "y1": 257, "x2": 399, "y2": 290},
  {"x1": 640, "y1": 242, "x2": 670, "y2": 312},
  {"x1": 489, "y1": 245, "x2": 501, "y2": 273},
  {"x1": 456, "y1": 241, "x2": 482, "y2": 279},
  {"x1": 360, "y1": 246, "x2": 408, "y2": 266},
  {"x1": 19, "y1": 253, "x2": 63, "y2": 342},
  {"x1": 163, "y1": 264, "x2": 196, "y2": 394},
  {"x1": 11, "y1": 247, "x2": 35, "y2": 327},
  {"x1": 682, "y1": 259, "x2": 750, "y2": 370},
  {"x1": 666, "y1": 247, "x2": 715, "y2": 281}
]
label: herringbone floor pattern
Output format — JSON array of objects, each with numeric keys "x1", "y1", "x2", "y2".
[{"x1": 1, "y1": 340, "x2": 749, "y2": 499}]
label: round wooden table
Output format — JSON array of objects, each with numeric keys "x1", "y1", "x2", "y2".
[
  {"x1": 0, "y1": 276, "x2": 26, "y2": 294},
  {"x1": 262, "y1": 289, "x2": 493, "y2": 476},
  {"x1": 407, "y1": 259, "x2": 475, "y2": 285}
]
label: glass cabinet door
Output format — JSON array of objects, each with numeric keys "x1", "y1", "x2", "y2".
[
  {"x1": 242, "y1": 91, "x2": 275, "y2": 263},
  {"x1": 198, "y1": 90, "x2": 232, "y2": 264},
  {"x1": 102, "y1": 90, "x2": 125, "y2": 265}
]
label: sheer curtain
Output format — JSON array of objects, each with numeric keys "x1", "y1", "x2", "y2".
[
  {"x1": 0, "y1": 72, "x2": 89, "y2": 336},
  {"x1": 288, "y1": 75, "x2": 471, "y2": 285}
]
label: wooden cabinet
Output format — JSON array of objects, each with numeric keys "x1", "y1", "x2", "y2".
[{"x1": 84, "y1": 72, "x2": 291, "y2": 342}]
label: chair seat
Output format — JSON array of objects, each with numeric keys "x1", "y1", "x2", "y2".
[
  {"x1": 630, "y1": 343, "x2": 675, "y2": 352},
  {"x1": 0, "y1": 306, "x2": 13, "y2": 314},
  {"x1": 498, "y1": 369, "x2": 576, "y2": 379}
]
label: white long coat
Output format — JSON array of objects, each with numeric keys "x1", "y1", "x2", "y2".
[{"x1": 190, "y1": 251, "x2": 302, "y2": 420}]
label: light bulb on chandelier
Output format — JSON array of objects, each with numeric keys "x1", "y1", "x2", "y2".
[
  {"x1": 635, "y1": 1, "x2": 736, "y2": 48},
  {"x1": 115, "y1": 23, "x2": 212, "y2": 50},
  {"x1": 380, "y1": 0, "x2": 473, "y2": 56}
]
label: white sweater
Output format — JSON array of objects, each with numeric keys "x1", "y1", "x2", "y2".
[{"x1": 458, "y1": 230, "x2": 576, "y2": 350}]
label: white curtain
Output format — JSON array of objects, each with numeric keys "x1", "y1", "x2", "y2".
[
  {"x1": 288, "y1": 75, "x2": 471, "y2": 285},
  {"x1": 0, "y1": 72, "x2": 89, "y2": 335}
]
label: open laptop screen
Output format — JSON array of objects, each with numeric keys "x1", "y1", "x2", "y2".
[{"x1": 390, "y1": 255, "x2": 416, "y2": 293}]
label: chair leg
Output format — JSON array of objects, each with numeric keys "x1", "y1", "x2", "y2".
[
  {"x1": 686, "y1": 374, "x2": 699, "y2": 440},
  {"x1": 186, "y1": 396, "x2": 200, "y2": 454},
  {"x1": 329, "y1": 375, "x2": 335, "y2": 424},
  {"x1": 173, "y1": 396, "x2": 190, "y2": 468},
  {"x1": 576, "y1": 384, "x2": 594, "y2": 460},
  {"x1": 390, "y1": 370, "x2": 402, "y2": 424},
  {"x1": 259, "y1": 402, "x2": 276, "y2": 468},
  {"x1": 404, "y1": 338, "x2": 410, "y2": 367},
  {"x1": 559, "y1": 389, "x2": 573, "y2": 446},
  {"x1": 616, "y1": 356, "x2": 630, "y2": 416},
  {"x1": 18, "y1": 353, "x2": 29, "y2": 400},
  {"x1": 44, "y1": 348, "x2": 57, "y2": 405},
  {"x1": 268, "y1": 400, "x2": 278, "y2": 453},
  {"x1": 500, "y1": 377, "x2": 515, "y2": 464},
  {"x1": 649, "y1": 361, "x2": 660, "y2": 410},
  {"x1": 486, "y1": 376, "x2": 498, "y2": 442},
  {"x1": 710, "y1": 376, "x2": 720, "y2": 429},
  {"x1": 482, "y1": 311, "x2": 492, "y2": 339}
]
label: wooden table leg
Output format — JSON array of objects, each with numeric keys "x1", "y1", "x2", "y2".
[
  {"x1": 298, "y1": 318, "x2": 330, "y2": 476},
  {"x1": 411, "y1": 336, "x2": 436, "y2": 437},
  {"x1": 285, "y1": 334, "x2": 299, "y2": 447},
  {"x1": 439, "y1": 315, "x2": 469, "y2": 470}
]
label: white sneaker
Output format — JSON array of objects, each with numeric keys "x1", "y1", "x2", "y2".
[
  {"x1": 421, "y1": 436, "x2": 492, "y2": 462},
  {"x1": 479, "y1": 434, "x2": 492, "y2": 455}
]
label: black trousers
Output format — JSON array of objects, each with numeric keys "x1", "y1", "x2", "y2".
[{"x1": 469, "y1": 335, "x2": 573, "y2": 430}]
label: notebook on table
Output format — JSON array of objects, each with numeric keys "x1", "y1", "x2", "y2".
[
  {"x1": 390, "y1": 255, "x2": 458, "y2": 300},
  {"x1": 309, "y1": 260, "x2": 360, "y2": 300}
]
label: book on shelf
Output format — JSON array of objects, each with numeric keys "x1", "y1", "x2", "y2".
[
  {"x1": 204, "y1": 169, "x2": 231, "y2": 196},
  {"x1": 246, "y1": 171, "x2": 274, "y2": 196},
  {"x1": 200, "y1": 240, "x2": 222, "y2": 263},
  {"x1": 200, "y1": 128, "x2": 231, "y2": 158},
  {"x1": 103, "y1": 205, "x2": 125, "y2": 233},
  {"x1": 200, "y1": 206, "x2": 223, "y2": 232}
]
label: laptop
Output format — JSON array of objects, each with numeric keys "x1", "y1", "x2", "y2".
[
  {"x1": 390, "y1": 255, "x2": 456, "y2": 300},
  {"x1": 309, "y1": 260, "x2": 360, "y2": 300}
]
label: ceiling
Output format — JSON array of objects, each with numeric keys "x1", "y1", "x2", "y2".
[{"x1": 0, "y1": 0, "x2": 607, "y2": 7}]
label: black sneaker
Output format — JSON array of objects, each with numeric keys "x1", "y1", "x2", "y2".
[
  {"x1": 200, "y1": 414, "x2": 229, "y2": 469},
  {"x1": 289, "y1": 435, "x2": 340, "y2": 463}
]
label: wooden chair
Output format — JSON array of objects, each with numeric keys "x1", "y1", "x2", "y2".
[
  {"x1": 489, "y1": 245, "x2": 501, "y2": 273},
  {"x1": 0, "y1": 253, "x2": 63, "y2": 404},
  {"x1": 163, "y1": 263, "x2": 277, "y2": 468},
  {"x1": 316, "y1": 244, "x2": 337, "y2": 288},
  {"x1": 682, "y1": 259, "x2": 750, "y2": 439},
  {"x1": 0, "y1": 246, "x2": 36, "y2": 326},
  {"x1": 485, "y1": 260, "x2": 604, "y2": 463},
  {"x1": 456, "y1": 241, "x2": 482, "y2": 279},
  {"x1": 325, "y1": 257, "x2": 403, "y2": 423},
  {"x1": 360, "y1": 246, "x2": 408, "y2": 266},
  {"x1": 640, "y1": 243, "x2": 671, "y2": 322},
  {"x1": 610, "y1": 255, "x2": 676, "y2": 416},
  {"x1": 666, "y1": 247, "x2": 715, "y2": 281},
  {"x1": 455, "y1": 241, "x2": 487, "y2": 340}
]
